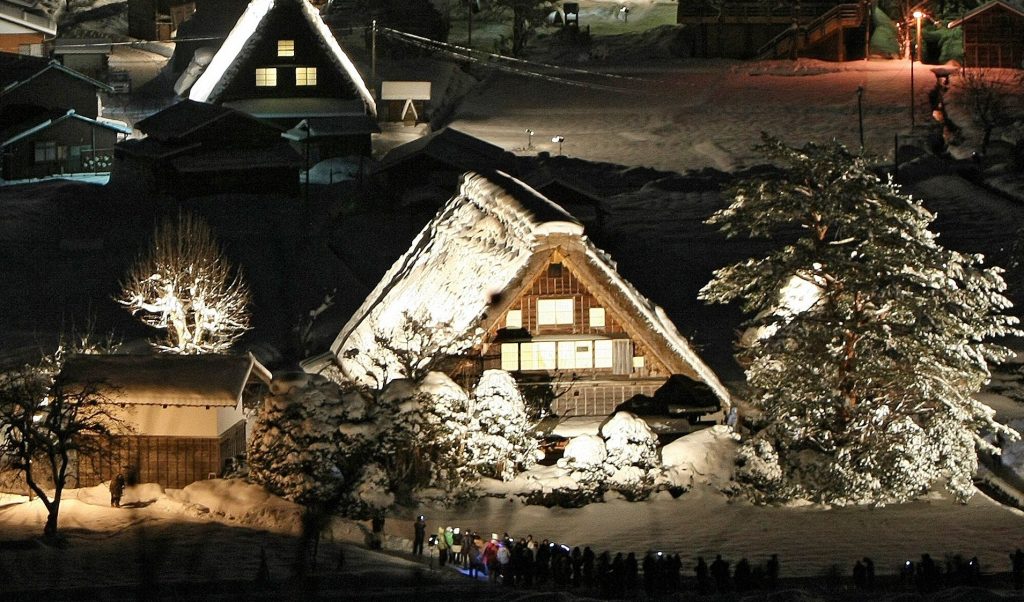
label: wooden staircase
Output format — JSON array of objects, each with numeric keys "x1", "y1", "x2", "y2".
[{"x1": 756, "y1": 3, "x2": 866, "y2": 61}]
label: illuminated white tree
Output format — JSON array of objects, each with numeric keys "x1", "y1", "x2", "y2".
[
  {"x1": 470, "y1": 369, "x2": 538, "y2": 481},
  {"x1": 701, "y1": 135, "x2": 1020, "y2": 505},
  {"x1": 119, "y1": 213, "x2": 251, "y2": 354}
]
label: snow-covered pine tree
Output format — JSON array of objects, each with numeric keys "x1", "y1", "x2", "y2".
[
  {"x1": 470, "y1": 370, "x2": 539, "y2": 481},
  {"x1": 601, "y1": 411, "x2": 660, "y2": 499},
  {"x1": 700, "y1": 135, "x2": 1020, "y2": 505},
  {"x1": 247, "y1": 377, "x2": 349, "y2": 505}
]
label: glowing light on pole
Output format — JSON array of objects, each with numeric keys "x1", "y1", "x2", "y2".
[
  {"x1": 552, "y1": 135, "x2": 565, "y2": 155},
  {"x1": 910, "y1": 10, "x2": 923, "y2": 129},
  {"x1": 525, "y1": 129, "x2": 534, "y2": 150}
]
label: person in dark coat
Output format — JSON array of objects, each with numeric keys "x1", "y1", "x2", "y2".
[
  {"x1": 624, "y1": 552, "x2": 638, "y2": 592},
  {"x1": 864, "y1": 557, "x2": 875, "y2": 589},
  {"x1": 582, "y1": 546, "x2": 595, "y2": 588},
  {"x1": 1012, "y1": 548, "x2": 1024, "y2": 590},
  {"x1": 767, "y1": 554, "x2": 780, "y2": 589},
  {"x1": 710, "y1": 554, "x2": 730, "y2": 593},
  {"x1": 695, "y1": 556, "x2": 710, "y2": 594},
  {"x1": 109, "y1": 473, "x2": 125, "y2": 508},
  {"x1": 734, "y1": 558, "x2": 751, "y2": 592},
  {"x1": 853, "y1": 559, "x2": 867, "y2": 589},
  {"x1": 412, "y1": 515, "x2": 426, "y2": 555}
]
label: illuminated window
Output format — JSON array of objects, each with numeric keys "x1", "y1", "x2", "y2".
[
  {"x1": 589, "y1": 307, "x2": 606, "y2": 328},
  {"x1": 522, "y1": 342, "x2": 556, "y2": 370},
  {"x1": 505, "y1": 309, "x2": 522, "y2": 329},
  {"x1": 295, "y1": 67, "x2": 317, "y2": 86},
  {"x1": 501, "y1": 343, "x2": 518, "y2": 371},
  {"x1": 255, "y1": 68, "x2": 277, "y2": 87},
  {"x1": 632, "y1": 356, "x2": 645, "y2": 369},
  {"x1": 33, "y1": 141, "x2": 56, "y2": 162},
  {"x1": 594, "y1": 340, "x2": 613, "y2": 368},
  {"x1": 277, "y1": 39, "x2": 294, "y2": 57},
  {"x1": 537, "y1": 298, "x2": 573, "y2": 325}
]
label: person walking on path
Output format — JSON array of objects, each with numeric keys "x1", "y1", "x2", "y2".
[{"x1": 109, "y1": 473, "x2": 125, "y2": 508}]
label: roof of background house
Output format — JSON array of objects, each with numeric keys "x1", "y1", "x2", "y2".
[
  {"x1": 135, "y1": 99, "x2": 282, "y2": 140},
  {"x1": 187, "y1": 0, "x2": 376, "y2": 115},
  {"x1": 949, "y1": 0, "x2": 1024, "y2": 27},
  {"x1": 1, "y1": 109, "x2": 131, "y2": 147},
  {"x1": 0, "y1": 52, "x2": 112, "y2": 95},
  {"x1": 0, "y1": 0, "x2": 56, "y2": 36},
  {"x1": 379, "y1": 127, "x2": 514, "y2": 173},
  {"x1": 60, "y1": 354, "x2": 271, "y2": 407}
]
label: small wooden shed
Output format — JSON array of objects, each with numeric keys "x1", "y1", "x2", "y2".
[{"x1": 950, "y1": 0, "x2": 1024, "y2": 68}]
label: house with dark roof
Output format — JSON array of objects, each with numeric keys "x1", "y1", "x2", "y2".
[
  {"x1": 2, "y1": 108, "x2": 130, "y2": 180},
  {"x1": 375, "y1": 127, "x2": 517, "y2": 208},
  {"x1": 0, "y1": 52, "x2": 127, "y2": 180},
  {"x1": 305, "y1": 171, "x2": 731, "y2": 419},
  {"x1": 0, "y1": 0, "x2": 55, "y2": 56},
  {"x1": 949, "y1": 0, "x2": 1024, "y2": 68},
  {"x1": 58, "y1": 354, "x2": 270, "y2": 489},
  {"x1": 113, "y1": 99, "x2": 301, "y2": 197},
  {"x1": 128, "y1": 0, "x2": 198, "y2": 42},
  {"x1": 184, "y1": 0, "x2": 376, "y2": 135}
]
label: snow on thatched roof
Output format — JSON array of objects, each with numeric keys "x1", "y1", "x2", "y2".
[
  {"x1": 187, "y1": 0, "x2": 376, "y2": 116},
  {"x1": 312, "y1": 170, "x2": 730, "y2": 406},
  {"x1": 60, "y1": 354, "x2": 270, "y2": 408}
]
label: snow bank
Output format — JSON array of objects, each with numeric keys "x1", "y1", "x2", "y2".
[
  {"x1": 660, "y1": 425, "x2": 739, "y2": 490},
  {"x1": 169, "y1": 478, "x2": 303, "y2": 533}
]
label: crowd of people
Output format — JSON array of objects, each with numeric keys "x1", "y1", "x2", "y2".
[{"x1": 409, "y1": 517, "x2": 1024, "y2": 595}]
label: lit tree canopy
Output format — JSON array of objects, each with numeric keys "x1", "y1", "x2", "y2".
[
  {"x1": 701, "y1": 135, "x2": 1020, "y2": 504},
  {"x1": 119, "y1": 213, "x2": 251, "y2": 354}
]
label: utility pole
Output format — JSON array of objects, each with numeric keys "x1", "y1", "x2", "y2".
[
  {"x1": 857, "y1": 85, "x2": 864, "y2": 151},
  {"x1": 371, "y1": 19, "x2": 377, "y2": 81}
]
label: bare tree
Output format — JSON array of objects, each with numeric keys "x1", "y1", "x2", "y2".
[
  {"x1": 492, "y1": 0, "x2": 547, "y2": 56},
  {"x1": 119, "y1": 213, "x2": 251, "y2": 354},
  {"x1": 958, "y1": 69, "x2": 1014, "y2": 155},
  {"x1": 0, "y1": 344, "x2": 127, "y2": 541},
  {"x1": 367, "y1": 311, "x2": 470, "y2": 385}
]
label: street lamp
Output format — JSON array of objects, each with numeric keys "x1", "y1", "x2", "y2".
[
  {"x1": 910, "y1": 10, "x2": 923, "y2": 128},
  {"x1": 525, "y1": 128, "x2": 534, "y2": 150},
  {"x1": 552, "y1": 135, "x2": 565, "y2": 155}
]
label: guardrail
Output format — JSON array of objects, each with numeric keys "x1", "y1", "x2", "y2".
[{"x1": 755, "y1": 3, "x2": 864, "y2": 59}]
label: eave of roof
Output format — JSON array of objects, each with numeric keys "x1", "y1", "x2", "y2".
[
  {"x1": 1, "y1": 59, "x2": 113, "y2": 96},
  {"x1": 949, "y1": 0, "x2": 1024, "y2": 27},
  {"x1": 0, "y1": 1, "x2": 56, "y2": 35}
]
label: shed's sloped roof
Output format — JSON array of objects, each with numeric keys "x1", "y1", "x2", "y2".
[
  {"x1": 0, "y1": 0, "x2": 55, "y2": 35},
  {"x1": 312, "y1": 170, "x2": 731, "y2": 405},
  {"x1": 187, "y1": 0, "x2": 376, "y2": 115},
  {"x1": 379, "y1": 127, "x2": 513, "y2": 173},
  {"x1": 60, "y1": 354, "x2": 269, "y2": 407},
  {"x1": 949, "y1": 0, "x2": 1024, "y2": 26}
]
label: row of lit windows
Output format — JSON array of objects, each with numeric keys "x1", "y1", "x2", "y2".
[
  {"x1": 505, "y1": 299, "x2": 605, "y2": 329},
  {"x1": 501, "y1": 340, "x2": 615, "y2": 372},
  {"x1": 255, "y1": 67, "x2": 317, "y2": 87}
]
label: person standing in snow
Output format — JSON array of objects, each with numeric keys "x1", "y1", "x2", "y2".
[
  {"x1": 767, "y1": 554, "x2": 780, "y2": 589},
  {"x1": 863, "y1": 557, "x2": 875, "y2": 589},
  {"x1": 412, "y1": 515, "x2": 426, "y2": 555},
  {"x1": 436, "y1": 527, "x2": 448, "y2": 566},
  {"x1": 710, "y1": 554, "x2": 730, "y2": 592},
  {"x1": 695, "y1": 556, "x2": 709, "y2": 594},
  {"x1": 496, "y1": 541, "x2": 511, "y2": 585},
  {"x1": 109, "y1": 473, "x2": 125, "y2": 508},
  {"x1": 1012, "y1": 548, "x2": 1024, "y2": 590},
  {"x1": 448, "y1": 527, "x2": 459, "y2": 564}
]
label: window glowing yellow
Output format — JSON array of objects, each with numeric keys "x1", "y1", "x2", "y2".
[
  {"x1": 277, "y1": 40, "x2": 294, "y2": 57},
  {"x1": 594, "y1": 340, "x2": 613, "y2": 368},
  {"x1": 295, "y1": 67, "x2": 317, "y2": 86},
  {"x1": 505, "y1": 309, "x2": 522, "y2": 329},
  {"x1": 500, "y1": 343, "x2": 518, "y2": 371},
  {"x1": 255, "y1": 68, "x2": 277, "y2": 87},
  {"x1": 537, "y1": 298, "x2": 574, "y2": 325},
  {"x1": 589, "y1": 307, "x2": 606, "y2": 328}
]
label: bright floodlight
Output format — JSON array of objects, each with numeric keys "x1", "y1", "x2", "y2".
[{"x1": 913, "y1": 10, "x2": 923, "y2": 18}]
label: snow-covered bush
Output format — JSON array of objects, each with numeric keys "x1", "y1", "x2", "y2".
[
  {"x1": 551, "y1": 434, "x2": 608, "y2": 505},
  {"x1": 601, "y1": 412, "x2": 660, "y2": 500},
  {"x1": 248, "y1": 376, "x2": 348, "y2": 506},
  {"x1": 375, "y1": 374, "x2": 475, "y2": 503},
  {"x1": 734, "y1": 437, "x2": 787, "y2": 502},
  {"x1": 470, "y1": 370, "x2": 538, "y2": 481}
]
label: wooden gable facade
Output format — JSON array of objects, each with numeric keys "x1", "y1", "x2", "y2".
[
  {"x1": 951, "y1": 0, "x2": 1024, "y2": 68},
  {"x1": 481, "y1": 244, "x2": 687, "y2": 417}
]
